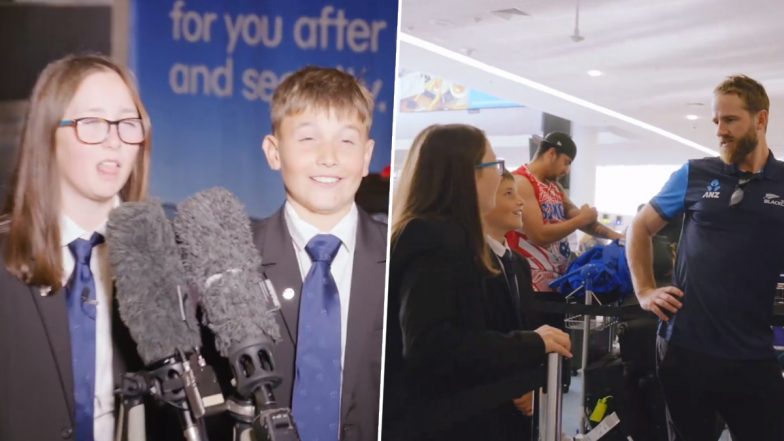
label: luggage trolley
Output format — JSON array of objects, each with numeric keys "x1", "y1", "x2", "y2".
[
  {"x1": 563, "y1": 264, "x2": 621, "y2": 435},
  {"x1": 538, "y1": 259, "x2": 641, "y2": 439},
  {"x1": 538, "y1": 353, "x2": 565, "y2": 441}
]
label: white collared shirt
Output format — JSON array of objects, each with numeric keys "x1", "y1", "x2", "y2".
[
  {"x1": 284, "y1": 202, "x2": 357, "y2": 370},
  {"x1": 487, "y1": 234, "x2": 522, "y2": 305},
  {"x1": 60, "y1": 214, "x2": 115, "y2": 441},
  {"x1": 486, "y1": 235, "x2": 511, "y2": 260}
]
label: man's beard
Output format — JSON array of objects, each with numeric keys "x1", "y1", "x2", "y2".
[{"x1": 720, "y1": 128, "x2": 758, "y2": 164}]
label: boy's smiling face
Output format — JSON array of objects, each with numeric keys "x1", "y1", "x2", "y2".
[
  {"x1": 484, "y1": 177, "x2": 524, "y2": 236},
  {"x1": 263, "y1": 107, "x2": 374, "y2": 230}
]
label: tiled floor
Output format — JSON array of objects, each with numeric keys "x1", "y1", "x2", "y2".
[{"x1": 560, "y1": 370, "x2": 584, "y2": 437}]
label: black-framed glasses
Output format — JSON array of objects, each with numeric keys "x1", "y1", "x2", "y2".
[
  {"x1": 729, "y1": 176, "x2": 753, "y2": 207},
  {"x1": 475, "y1": 159, "x2": 506, "y2": 175},
  {"x1": 59, "y1": 117, "x2": 145, "y2": 145}
]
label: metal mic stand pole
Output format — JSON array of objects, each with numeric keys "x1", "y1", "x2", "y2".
[
  {"x1": 118, "y1": 372, "x2": 148, "y2": 441},
  {"x1": 148, "y1": 355, "x2": 210, "y2": 441}
]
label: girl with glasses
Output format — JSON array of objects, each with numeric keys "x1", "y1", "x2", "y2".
[
  {"x1": 383, "y1": 124, "x2": 571, "y2": 441},
  {"x1": 0, "y1": 54, "x2": 168, "y2": 441}
]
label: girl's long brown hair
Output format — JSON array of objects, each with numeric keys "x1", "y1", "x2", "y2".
[
  {"x1": 392, "y1": 124, "x2": 497, "y2": 273},
  {"x1": 2, "y1": 54, "x2": 152, "y2": 291}
]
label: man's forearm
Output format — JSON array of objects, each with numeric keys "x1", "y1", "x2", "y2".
[
  {"x1": 527, "y1": 216, "x2": 585, "y2": 246},
  {"x1": 626, "y1": 220, "x2": 657, "y2": 297},
  {"x1": 581, "y1": 221, "x2": 623, "y2": 240}
]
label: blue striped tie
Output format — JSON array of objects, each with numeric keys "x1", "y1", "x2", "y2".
[
  {"x1": 292, "y1": 234, "x2": 343, "y2": 441},
  {"x1": 66, "y1": 232, "x2": 104, "y2": 441}
]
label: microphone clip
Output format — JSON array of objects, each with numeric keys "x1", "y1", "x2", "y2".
[
  {"x1": 118, "y1": 350, "x2": 227, "y2": 441},
  {"x1": 180, "y1": 350, "x2": 225, "y2": 418},
  {"x1": 253, "y1": 407, "x2": 299, "y2": 441},
  {"x1": 226, "y1": 340, "x2": 301, "y2": 441}
]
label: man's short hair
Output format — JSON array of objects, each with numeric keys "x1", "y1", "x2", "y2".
[
  {"x1": 715, "y1": 75, "x2": 769, "y2": 115},
  {"x1": 535, "y1": 131, "x2": 577, "y2": 160},
  {"x1": 501, "y1": 169, "x2": 515, "y2": 182},
  {"x1": 270, "y1": 66, "x2": 374, "y2": 135}
]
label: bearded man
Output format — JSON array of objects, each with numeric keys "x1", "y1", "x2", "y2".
[{"x1": 626, "y1": 75, "x2": 784, "y2": 441}]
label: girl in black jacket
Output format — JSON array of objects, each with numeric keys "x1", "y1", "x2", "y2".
[
  {"x1": 0, "y1": 54, "x2": 173, "y2": 441},
  {"x1": 382, "y1": 124, "x2": 571, "y2": 441}
]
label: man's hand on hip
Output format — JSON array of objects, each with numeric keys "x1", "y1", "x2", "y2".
[{"x1": 638, "y1": 286, "x2": 684, "y2": 321}]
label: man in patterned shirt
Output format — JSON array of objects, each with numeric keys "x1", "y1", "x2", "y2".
[
  {"x1": 507, "y1": 132, "x2": 623, "y2": 391},
  {"x1": 507, "y1": 132, "x2": 623, "y2": 293}
]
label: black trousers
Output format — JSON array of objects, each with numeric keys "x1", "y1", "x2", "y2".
[{"x1": 656, "y1": 337, "x2": 784, "y2": 441}]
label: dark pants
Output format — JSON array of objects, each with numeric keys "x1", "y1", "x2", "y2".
[{"x1": 656, "y1": 337, "x2": 784, "y2": 441}]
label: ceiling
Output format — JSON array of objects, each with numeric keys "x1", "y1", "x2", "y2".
[{"x1": 398, "y1": 0, "x2": 784, "y2": 156}]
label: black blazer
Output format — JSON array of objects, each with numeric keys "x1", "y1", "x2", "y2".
[
  {"x1": 383, "y1": 218, "x2": 547, "y2": 441},
  {"x1": 482, "y1": 249, "x2": 540, "y2": 441},
  {"x1": 0, "y1": 230, "x2": 176, "y2": 441},
  {"x1": 252, "y1": 206, "x2": 387, "y2": 441},
  {"x1": 484, "y1": 249, "x2": 539, "y2": 333}
]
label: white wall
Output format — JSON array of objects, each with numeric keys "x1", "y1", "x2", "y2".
[
  {"x1": 393, "y1": 106, "x2": 543, "y2": 181},
  {"x1": 394, "y1": 109, "x2": 703, "y2": 232}
]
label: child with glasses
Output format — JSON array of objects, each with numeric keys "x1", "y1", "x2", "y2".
[
  {"x1": 384, "y1": 124, "x2": 571, "y2": 441},
  {"x1": 0, "y1": 54, "x2": 173, "y2": 441}
]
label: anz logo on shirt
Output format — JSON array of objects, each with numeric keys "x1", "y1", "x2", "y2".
[{"x1": 702, "y1": 179, "x2": 721, "y2": 199}]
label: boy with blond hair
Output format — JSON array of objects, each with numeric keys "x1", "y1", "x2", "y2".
[
  {"x1": 254, "y1": 66, "x2": 387, "y2": 441},
  {"x1": 483, "y1": 170, "x2": 543, "y2": 440}
]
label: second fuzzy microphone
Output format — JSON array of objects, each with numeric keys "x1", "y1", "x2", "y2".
[{"x1": 174, "y1": 187, "x2": 299, "y2": 441}]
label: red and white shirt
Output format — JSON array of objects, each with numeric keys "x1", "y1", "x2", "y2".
[{"x1": 506, "y1": 164, "x2": 571, "y2": 291}]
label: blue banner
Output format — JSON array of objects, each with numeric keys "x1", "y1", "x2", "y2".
[{"x1": 130, "y1": 0, "x2": 397, "y2": 218}]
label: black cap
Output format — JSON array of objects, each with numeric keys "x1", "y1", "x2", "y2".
[{"x1": 541, "y1": 132, "x2": 577, "y2": 159}]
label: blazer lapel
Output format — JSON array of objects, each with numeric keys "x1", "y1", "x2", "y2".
[
  {"x1": 30, "y1": 284, "x2": 145, "y2": 427},
  {"x1": 254, "y1": 207, "x2": 304, "y2": 405},
  {"x1": 256, "y1": 207, "x2": 303, "y2": 343},
  {"x1": 511, "y1": 254, "x2": 534, "y2": 330},
  {"x1": 340, "y1": 210, "x2": 386, "y2": 421},
  {"x1": 30, "y1": 286, "x2": 75, "y2": 414}
]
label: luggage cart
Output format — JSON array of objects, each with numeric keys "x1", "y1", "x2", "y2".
[
  {"x1": 562, "y1": 265, "x2": 620, "y2": 435},
  {"x1": 539, "y1": 353, "x2": 564, "y2": 441}
]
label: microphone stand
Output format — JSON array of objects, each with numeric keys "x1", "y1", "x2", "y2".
[
  {"x1": 118, "y1": 373, "x2": 147, "y2": 441},
  {"x1": 119, "y1": 351, "x2": 214, "y2": 441},
  {"x1": 226, "y1": 340, "x2": 300, "y2": 441},
  {"x1": 251, "y1": 382, "x2": 299, "y2": 441}
]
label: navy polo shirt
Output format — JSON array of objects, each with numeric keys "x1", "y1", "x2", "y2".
[{"x1": 650, "y1": 152, "x2": 784, "y2": 360}]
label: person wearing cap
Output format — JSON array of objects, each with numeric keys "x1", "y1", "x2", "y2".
[
  {"x1": 507, "y1": 131, "x2": 623, "y2": 294},
  {"x1": 627, "y1": 75, "x2": 784, "y2": 439},
  {"x1": 506, "y1": 132, "x2": 622, "y2": 392}
]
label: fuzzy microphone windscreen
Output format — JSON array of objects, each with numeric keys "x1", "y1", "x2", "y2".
[
  {"x1": 174, "y1": 187, "x2": 281, "y2": 357},
  {"x1": 106, "y1": 200, "x2": 202, "y2": 365}
]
